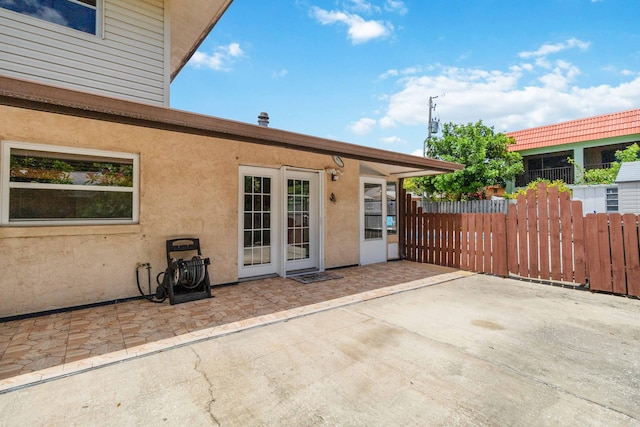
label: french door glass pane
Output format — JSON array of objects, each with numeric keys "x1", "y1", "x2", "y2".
[
  {"x1": 287, "y1": 179, "x2": 310, "y2": 261},
  {"x1": 364, "y1": 183, "x2": 383, "y2": 240},
  {"x1": 243, "y1": 176, "x2": 272, "y2": 266}
]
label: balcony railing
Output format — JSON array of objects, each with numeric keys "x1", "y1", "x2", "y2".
[
  {"x1": 515, "y1": 166, "x2": 574, "y2": 187},
  {"x1": 584, "y1": 162, "x2": 612, "y2": 170}
]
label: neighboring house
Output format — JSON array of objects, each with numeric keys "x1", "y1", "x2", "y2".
[
  {"x1": 0, "y1": 0, "x2": 462, "y2": 317},
  {"x1": 507, "y1": 109, "x2": 640, "y2": 189},
  {"x1": 569, "y1": 162, "x2": 640, "y2": 215}
]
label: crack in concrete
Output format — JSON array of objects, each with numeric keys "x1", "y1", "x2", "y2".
[{"x1": 190, "y1": 347, "x2": 220, "y2": 426}]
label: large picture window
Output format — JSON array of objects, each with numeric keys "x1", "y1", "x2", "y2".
[
  {"x1": 1, "y1": 142, "x2": 139, "y2": 226},
  {"x1": 0, "y1": 0, "x2": 99, "y2": 35}
]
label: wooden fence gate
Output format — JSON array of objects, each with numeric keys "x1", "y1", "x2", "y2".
[{"x1": 402, "y1": 183, "x2": 640, "y2": 297}]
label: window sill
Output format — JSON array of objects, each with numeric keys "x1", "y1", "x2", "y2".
[{"x1": 0, "y1": 224, "x2": 142, "y2": 239}]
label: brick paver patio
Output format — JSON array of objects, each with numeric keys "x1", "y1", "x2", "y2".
[{"x1": 0, "y1": 261, "x2": 458, "y2": 381}]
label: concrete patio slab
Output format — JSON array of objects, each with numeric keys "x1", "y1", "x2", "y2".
[
  {"x1": 0, "y1": 262, "x2": 461, "y2": 383},
  {"x1": 0, "y1": 273, "x2": 639, "y2": 426}
]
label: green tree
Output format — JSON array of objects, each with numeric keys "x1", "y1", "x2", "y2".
[{"x1": 409, "y1": 120, "x2": 523, "y2": 200}]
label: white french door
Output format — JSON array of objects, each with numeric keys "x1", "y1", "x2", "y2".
[
  {"x1": 238, "y1": 167, "x2": 280, "y2": 278},
  {"x1": 285, "y1": 170, "x2": 320, "y2": 274},
  {"x1": 238, "y1": 167, "x2": 321, "y2": 279},
  {"x1": 360, "y1": 177, "x2": 387, "y2": 265}
]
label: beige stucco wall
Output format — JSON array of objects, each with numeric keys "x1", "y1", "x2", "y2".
[{"x1": 0, "y1": 106, "x2": 364, "y2": 316}]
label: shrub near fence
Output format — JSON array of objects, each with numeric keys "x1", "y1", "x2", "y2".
[{"x1": 402, "y1": 183, "x2": 640, "y2": 297}]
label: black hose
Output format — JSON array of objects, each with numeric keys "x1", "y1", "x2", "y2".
[
  {"x1": 173, "y1": 256, "x2": 208, "y2": 289},
  {"x1": 136, "y1": 258, "x2": 208, "y2": 304},
  {"x1": 136, "y1": 264, "x2": 166, "y2": 303}
]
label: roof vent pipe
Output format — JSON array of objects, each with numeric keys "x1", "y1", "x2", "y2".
[{"x1": 258, "y1": 112, "x2": 269, "y2": 127}]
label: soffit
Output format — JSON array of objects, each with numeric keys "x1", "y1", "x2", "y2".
[
  {"x1": 361, "y1": 161, "x2": 451, "y2": 179},
  {"x1": 170, "y1": 0, "x2": 234, "y2": 81}
]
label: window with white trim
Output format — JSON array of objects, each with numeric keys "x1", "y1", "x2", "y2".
[
  {"x1": 1, "y1": 142, "x2": 139, "y2": 226},
  {"x1": 0, "y1": 0, "x2": 100, "y2": 35}
]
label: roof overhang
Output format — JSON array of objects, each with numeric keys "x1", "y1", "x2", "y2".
[
  {"x1": 170, "y1": 0, "x2": 234, "y2": 81},
  {"x1": 0, "y1": 76, "x2": 463, "y2": 177},
  {"x1": 363, "y1": 161, "x2": 451, "y2": 178}
]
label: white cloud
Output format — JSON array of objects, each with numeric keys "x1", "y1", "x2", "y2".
[
  {"x1": 375, "y1": 40, "x2": 640, "y2": 133},
  {"x1": 379, "y1": 116, "x2": 396, "y2": 128},
  {"x1": 385, "y1": 0, "x2": 408, "y2": 15},
  {"x1": 349, "y1": 117, "x2": 377, "y2": 135},
  {"x1": 382, "y1": 136, "x2": 405, "y2": 144},
  {"x1": 272, "y1": 68, "x2": 288, "y2": 78},
  {"x1": 188, "y1": 42, "x2": 245, "y2": 71},
  {"x1": 311, "y1": 6, "x2": 392, "y2": 44},
  {"x1": 347, "y1": 0, "x2": 380, "y2": 14},
  {"x1": 378, "y1": 65, "x2": 429, "y2": 80},
  {"x1": 378, "y1": 69, "x2": 399, "y2": 79},
  {"x1": 227, "y1": 43, "x2": 244, "y2": 57},
  {"x1": 518, "y1": 37, "x2": 590, "y2": 59}
]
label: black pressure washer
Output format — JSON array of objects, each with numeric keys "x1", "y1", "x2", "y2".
[{"x1": 136, "y1": 238, "x2": 212, "y2": 305}]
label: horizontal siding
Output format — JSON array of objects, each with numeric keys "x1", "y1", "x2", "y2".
[
  {"x1": 4, "y1": 34, "x2": 163, "y2": 83},
  {"x1": 619, "y1": 184, "x2": 640, "y2": 214},
  {"x1": 2, "y1": 57, "x2": 165, "y2": 104},
  {"x1": 0, "y1": 0, "x2": 167, "y2": 106}
]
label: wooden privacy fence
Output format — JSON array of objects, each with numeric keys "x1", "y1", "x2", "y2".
[
  {"x1": 506, "y1": 185, "x2": 586, "y2": 285},
  {"x1": 402, "y1": 183, "x2": 640, "y2": 297},
  {"x1": 584, "y1": 213, "x2": 640, "y2": 296}
]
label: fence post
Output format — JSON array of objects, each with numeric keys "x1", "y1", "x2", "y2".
[
  {"x1": 416, "y1": 206, "x2": 425, "y2": 262},
  {"x1": 609, "y1": 213, "x2": 626, "y2": 294},
  {"x1": 622, "y1": 214, "x2": 640, "y2": 297},
  {"x1": 527, "y1": 188, "x2": 539, "y2": 278},
  {"x1": 571, "y1": 199, "x2": 587, "y2": 284},
  {"x1": 559, "y1": 192, "x2": 574, "y2": 283},
  {"x1": 548, "y1": 187, "x2": 562, "y2": 281},
  {"x1": 492, "y1": 212, "x2": 508, "y2": 277},
  {"x1": 507, "y1": 203, "x2": 518, "y2": 275},
  {"x1": 537, "y1": 182, "x2": 550, "y2": 280}
]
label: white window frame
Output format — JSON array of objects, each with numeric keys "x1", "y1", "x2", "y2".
[{"x1": 1, "y1": 141, "x2": 139, "y2": 226}]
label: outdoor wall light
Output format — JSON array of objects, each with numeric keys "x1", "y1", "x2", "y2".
[{"x1": 325, "y1": 167, "x2": 344, "y2": 181}]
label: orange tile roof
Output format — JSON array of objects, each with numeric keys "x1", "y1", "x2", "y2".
[{"x1": 507, "y1": 108, "x2": 640, "y2": 151}]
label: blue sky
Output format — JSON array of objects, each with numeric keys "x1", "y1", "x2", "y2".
[{"x1": 170, "y1": 0, "x2": 640, "y2": 156}]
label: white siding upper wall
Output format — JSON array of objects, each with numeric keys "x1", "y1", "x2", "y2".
[{"x1": 0, "y1": 0, "x2": 168, "y2": 106}]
